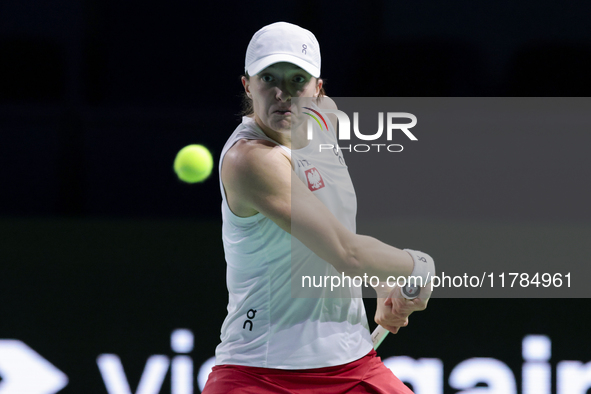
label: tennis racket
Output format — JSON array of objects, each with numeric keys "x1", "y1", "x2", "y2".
[{"x1": 371, "y1": 325, "x2": 390, "y2": 350}]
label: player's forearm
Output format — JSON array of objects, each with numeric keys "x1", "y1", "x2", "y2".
[
  {"x1": 373, "y1": 285, "x2": 393, "y2": 299},
  {"x1": 289, "y1": 175, "x2": 415, "y2": 280},
  {"x1": 341, "y1": 234, "x2": 414, "y2": 282}
]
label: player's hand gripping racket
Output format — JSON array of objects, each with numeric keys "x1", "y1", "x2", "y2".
[
  {"x1": 372, "y1": 249, "x2": 434, "y2": 349},
  {"x1": 371, "y1": 283, "x2": 420, "y2": 350}
]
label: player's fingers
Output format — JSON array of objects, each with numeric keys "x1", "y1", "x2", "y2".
[
  {"x1": 378, "y1": 315, "x2": 407, "y2": 327},
  {"x1": 411, "y1": 297, "x2": 428, "y2": 311},
  {"x1": 383, "y1": 325, "x2": 400, "y2": 334}
]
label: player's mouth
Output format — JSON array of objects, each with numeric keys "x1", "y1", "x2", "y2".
[{"x1": 274, "y1": 110, "x2": 292, "y2": 115}]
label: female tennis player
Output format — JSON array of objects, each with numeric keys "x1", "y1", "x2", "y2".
[{"x1": 202, "y1": 22, "x2": 435, "y2": 394}]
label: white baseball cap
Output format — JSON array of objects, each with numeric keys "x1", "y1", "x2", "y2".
[{"x1": 245, "y1": 22, "x2": 321, "y2": 78}]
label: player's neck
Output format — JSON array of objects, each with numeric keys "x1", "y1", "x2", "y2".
[{"x1": 254, "y1": 117, "x2": 310, "y2": 150}]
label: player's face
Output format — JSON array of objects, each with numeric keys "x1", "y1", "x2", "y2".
[{"x1": 242, "y1": 62, "x2": 322, "y2": 136}]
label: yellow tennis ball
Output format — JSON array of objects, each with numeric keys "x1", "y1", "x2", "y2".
[{"x1": 173, "y1": 144, "x2": 214, "y2": 183}]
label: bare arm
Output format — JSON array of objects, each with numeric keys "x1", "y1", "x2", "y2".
[{"x1": 221, "y1": 139, "x2": 413, "y2": 281}]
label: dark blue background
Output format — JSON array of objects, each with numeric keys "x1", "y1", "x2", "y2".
[{"x1": 2, "y1": 0, "x2": 591, "y2": 219}]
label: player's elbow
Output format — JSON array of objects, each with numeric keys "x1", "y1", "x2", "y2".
[
  {"x1": 333, "y1": 239, "x2": 364, "y2": 276},
  {"x1": 340, "y1": 258, "x2": 363, "y2": 277}
]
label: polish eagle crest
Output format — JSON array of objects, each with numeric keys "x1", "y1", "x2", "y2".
[{"x1": 305, "y1": 167, "x2": 325, "y2": 191}]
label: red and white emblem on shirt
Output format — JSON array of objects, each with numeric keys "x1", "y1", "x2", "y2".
[{"x1": 305, "y1": 167, "x2": 325, "y2": 191}]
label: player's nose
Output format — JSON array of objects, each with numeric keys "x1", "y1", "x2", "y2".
[{"x1": 275, "y1": 86, "x2": 291, "y2": 102}]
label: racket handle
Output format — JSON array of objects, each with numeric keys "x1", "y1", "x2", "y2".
[{"x1": 371, "y1": 325, "x2": 389, "y2": 350}]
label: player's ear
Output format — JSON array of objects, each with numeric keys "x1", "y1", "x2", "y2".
[
  {"x1": 314, "y1": 78, "x2": 323, "y2": 97},
  {"x1": 242, "y1": 76, "x2": 252, "y2": 99}
]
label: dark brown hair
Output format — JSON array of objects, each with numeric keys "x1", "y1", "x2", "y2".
[{"x1": 240, "y1": 73, "x2": 326, "y2": 117}]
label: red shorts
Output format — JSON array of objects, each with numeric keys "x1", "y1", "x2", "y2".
[{"x1": 202, "y1": 349, "x2": 413, "y2": 394}]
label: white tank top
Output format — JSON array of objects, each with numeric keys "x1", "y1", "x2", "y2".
[{"x1": 215, "y1": 105, "x2": 372, "y2": 369}]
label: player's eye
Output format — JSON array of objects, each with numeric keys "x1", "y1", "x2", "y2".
[
  {"x1": 260, "y1": 74, "x2": 274, "y2": 83},
  {"x1": 293, "y1": 75, "x2": 306, "y2": 83}
]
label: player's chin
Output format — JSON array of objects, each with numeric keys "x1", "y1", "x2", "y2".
[{"x1": 270, "y1": 118, "x2": 292, "y2": 132}]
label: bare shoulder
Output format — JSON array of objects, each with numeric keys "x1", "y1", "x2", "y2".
[
  {"x1": 223, "y1": 139, "x2": 290, "y2": 181},
  {"x1": 317, "y1": 95, "x2": 338, "y2": 110},
  {"x1": 221, "y1": 139, "x2": 292, "y2": 224}
]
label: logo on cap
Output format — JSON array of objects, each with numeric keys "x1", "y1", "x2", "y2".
[{"x1": 302, "y1": 44, "x2": 307, "y2": 54}]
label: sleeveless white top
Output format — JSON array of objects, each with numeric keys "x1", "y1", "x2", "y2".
[{"x1": 215, "y1": 105, "x2": 373, "y2": 369}]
